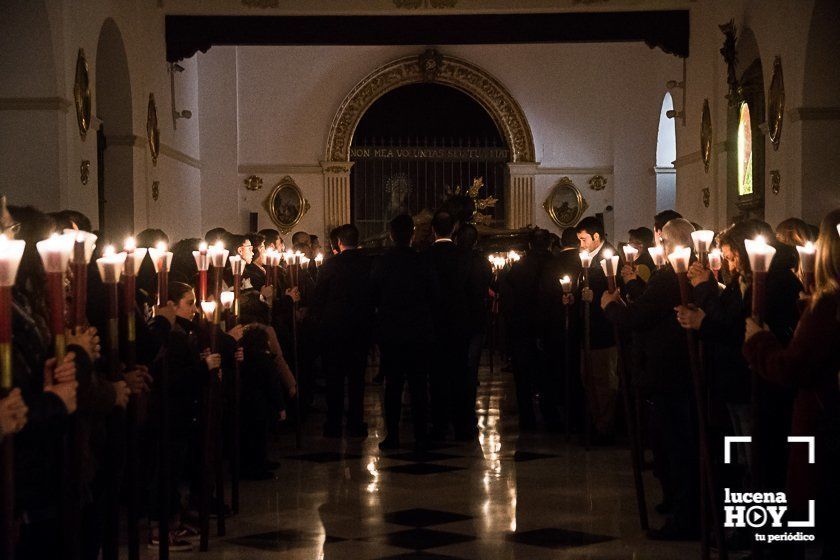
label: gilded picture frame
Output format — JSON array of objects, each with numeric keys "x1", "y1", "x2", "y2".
[
  {"x1": 73, "y1": 49, "x2": 91, "y2": 140},
  {"x1": 767, "y1": 56, "x2": 785, "y2": 151},
  {"x1": 265, "y1": 176, "x2": 310, "y2": 234},
  {"x1": 147, "y1": 93, "x2": 160, "y2": 166},
  {"x1": 701, "y1": 99, "x2": 712, "y2": 174},
  {"x1": 543, "y1": 177, "x2": 588, "y2": 228}
]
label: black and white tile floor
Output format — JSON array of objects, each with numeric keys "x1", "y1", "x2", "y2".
[{"x1": 160, "y1": 366, "x2": 699, "y2": 559}]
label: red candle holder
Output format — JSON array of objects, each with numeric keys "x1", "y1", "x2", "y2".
[
  {"x1": 579, "y1": 250, "x2": 592, "y2": 288},
  {"x1": 745, "y1": 236, "x2": 776, "y2": 321},
  {"x1": 600, "y1": 249, "x2": 620, "y2": 294},
  {"x1": 192, "y1": 242, "x2": 210, "y2": 303},
  {"x1": 691, "y1": 230, "x2": 715, "y2": 269},
  {"x1": 148, "y1": 241, "x2": 173, "y2": 306},
  {"x1": 668, "y1": 246, "x2": 693, "y2": 305},
  {"x1": 122, "y1": 238, "x2": 147, "y2": 369},
  {"x1": 96, "y1": 246, "x2": 126, "y2": 379},
  {"x1": 36, "y1": 232, "x2": 75, "y2": 360},
  {"x1": 648, "y1": 246, "x2": 666, "y2": 269},
  {"x1": 0, "y1": 235, "x2": 26, "y2": 389},
  {"x1": 66, "y1": 229, "x2": 97, "y2": 329}
]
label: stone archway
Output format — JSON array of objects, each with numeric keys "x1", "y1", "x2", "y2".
[{"x1": 321, "y1": 49, "x2": 537, "y2": 230}]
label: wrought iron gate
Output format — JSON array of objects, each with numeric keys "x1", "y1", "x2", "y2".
[{"x1": 350, "y1": 138, "x2": 509, "y2": 242}]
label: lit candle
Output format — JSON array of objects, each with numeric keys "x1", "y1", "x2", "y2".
[
  {"x1": 207, "y1": 241, "x2": 228, "y2": 320},
  {"x1": 122, "y1": 237, "x2": 147, "y2": 368},
  {"x1": 148, "y1": 241, "x2": 173, "y2": 306},
  {"x1": 229, "y1": 255, "x2": 245, "y2": 319},
  {"x1": 599, "y1": 249, "x2": 620, "y2": 293},
  {"x1": 66, "y1": 229, "x2": 97, "y2": 329},
  {"x1": 96, "y1": 245, "x2": 127, "y2": 379},
  {"x1": 796, "y1": 241, "x2": 816, "y2": 294},
  {"x1": 219, "y1": 291, "x2": 234, "y2": 310},
  {"x1": 668, "y1": 245, "x2": 694, "y2": 306},
  {"x1": 622, "y1": 245, "x2": 638, "y2": 266},
  {"x1": 560, "y1": 275, "x2": 572, "y2": 295},
  {"x1": 744, "y1": 236, "x2": 776, "y2": 321},
  {"x1": 36, "y1": 232, "x2": 75, "y2": 360},
  {"x1": 648, "y1": 246, "x2": 666, "y2": 269},
  {"x1": 708, "y1": 248, "x2": 723, "y2": 281},
  {"x1": 0, "y1": 235, "x2": 26, "y2": 389},
  {"x1": 193, "y1": 241, "x2": 210, "y2": 302},
  {"x1": 579, "y1": 250, "x2": 592, "y2": 289},
  {"x1": 200, "y1": 300, "x2": 217, "y2": 325},
  {"x1": 314, "y1": 253, "x2": 324, "y2": 268},
  {"x1": 691, "y1": 230, "x2": 715, "y2": 268}
]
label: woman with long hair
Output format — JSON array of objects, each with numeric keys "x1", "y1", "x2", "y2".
[{"x1": 744, "y1": 209, "x2": 840, "y2": 559}]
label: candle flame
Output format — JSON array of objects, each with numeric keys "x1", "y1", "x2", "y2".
[
  {"x1": 199, "y1": 241, "x2": 208, "y2": 252},
  {"x1": 561, "y1": 275, "x2": 570, "y2": 285},
  {"x1": 219, "y1": 291, "x2": 235, "y2": 308},
  {"x1": 103, "y1": 245, "x2": 116, "y2": 258},
  {"x1": 754, "y1": 235, "x2": 766, "y2": 245},
  {"x1": 124, "y1": 236, "x2": 136, "y2": 251},
  {"x1": 602, "y1": 248, "x2": 613, "y2": 259},
  {"x1": 315, "y1": 253, "x2": 324, "y2": 263},
  {"x1": 213, "y1": 240, "x2": 225, "y2": 251},
  {"x1": 156, "y1": 241, "x2": 168, "y2": 252},
  {"x1": 802, "y1": 241, "x2": 815, "y2": 253}
]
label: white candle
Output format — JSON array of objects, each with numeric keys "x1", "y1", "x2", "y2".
[
  {"x1": 796, "y1": 241, "x2": 816, "y2": 274},
  {"x1": 708, "y1": 248, "x2": 723, "y2": 272},
  {"x1": 148, "y1": 241, "x2": 173, "y2": 273},
  {"x1": 579, "y1": 250, "x2": 592, "y2": 268},
  {"x1": 200, "y1": 300, "x2": 217, "y2": 323},
  {"x1": 691, "y1": 230, "x2": 715, "y2": 254},
  {"x1": 36, "y1": 232, "x2": 75, "y2": 273},
  {"x1": 667, "y1": 245, "x2": 692, "y2": 273},
  {"x1": 560, "y1": 275, "x2": 572, "y2": 294},
  {"x1": 65, "y1": 229, "x2": 98, "y2": 264},
  {"x1": 219, "y1": 291, "x2": 235, "y2": 310},
  {"x1": 744, "y1": 235, "x2": 776, "y2": 273},
  {"x1": 96, "y1": 245, "x2": 127, "y2": 284},
  {"x1": 123, "y1": 236, "x2": 148, "y2": 276},
  {"x1": 648, "y1": 246, "x2": 666, "y2": 268},
  {"x1": 314, "y1": 253, "x2": 324, "y2": 267},
  {"x1": 0, "y1": 234, "x2": 26, "y2": 287},
  {"x1": 208, "y1": 240, "x2": 229, "y2": 269},
  {"x1": 228, "y1": 255, "x2": 245, "y2": 276},
  {"x1": 622, "y1": 245, "x2": 638, "y2": 264},
  {"x1": 599, "y1": 249, "x2": 620, "y2": 278},
  {"x1": 193, "y1": 241, "x2": 210, "y2": 271}
]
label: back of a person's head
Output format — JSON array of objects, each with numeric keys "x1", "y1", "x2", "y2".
[
  {"x1": 775, "y1": 217, "x2": 813, "y2": 247},
  {"x1": 530, "y1": 228, "x2": 552, "y2": 251},
  {"x1": 337, "y1": 223, "x2": 360, "y2": 248},
  {"x1": 246, "y1": 232, "x2": 265, "y2": 249},
  {"x1": 238, "y1": 290, "x2": 271, "y2": 325},
  {"x1": 660, "y1": 217, "x2": 695, "y2": 255},
  {"x1": 389, "y1": 214, "x2": 414, "y2": 247},
  {"x1": 815, "y1": 208, "x2": 840, "y2": 297},
  {"x1": 575, "y1": 216, "x2": 604, "y2": 239},
  {"x1": 292, "y1": 231, "x2": 310, "y2": 247},
  {"x1": 258, "y1": 228, "x2": 280, "y2": 246},
  {"x1": 9, "y1": 205, "x2": 56, "y2": 295},
  {"x1": 560, "y1": 226, "x2": 579, "y2": 248},
  {"x1": 241, "y1": 324, "x2": 271, "y2": 357},
  {"x1": 166, "y1": 281, "x2": 194, "y2": 305},
  {"x1": 328, "y1": 227, "x2": 341, "y2": 252},
  {"x1": 50, "y1": 209, "x2": 92, "y2": 232},
  {"x1": 628, "y1": 226, "x2": 655, "y2": 248},
  {"x1": 205, "y1": 227, "x2": 227, "y2": 244},
  {"x1": 654, "y1": 209, "x2": 682, "y2": 232},
  {"x1": 137, "y1": 228, "x2": 169, "y2": 248},
  {"x1": 432, "y1": 210, "x2": 455, "y2": 238},
  {"x1": 456, "y1": 223, "x2": 479, "y2": 250},
  {"x1": 169, "y1": 238, "x2": 201, "y2": 283}
]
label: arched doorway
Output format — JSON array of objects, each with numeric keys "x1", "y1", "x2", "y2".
[
  {"x1": 655, "y1": 92, "x2": 677, "y2": 213},
  {"x1": 350, "y1": 83, "x2": 507, "y2": 241},
  {"x1": 95, "y1": 18, "x2": 133, "y2": 240},
  {"x1": 323, "y1": 50, "x2": 535, "y2": 234}
]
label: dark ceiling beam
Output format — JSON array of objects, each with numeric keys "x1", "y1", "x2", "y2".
[{"x1": 165, "y1": 11, "x2": 689, "y2": 61}]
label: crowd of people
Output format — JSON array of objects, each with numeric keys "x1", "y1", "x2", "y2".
[{"x1": 0, "y1": 192, "x2": 838, "y2": 559}]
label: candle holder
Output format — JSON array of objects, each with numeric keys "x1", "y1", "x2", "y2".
[
  {"x1": 229, "y1": 255, "x2": 245, "y2": 319},
  {"x1": 708, "y1": 248, "x2": 723, "y2": 281},
  {"x1": 200, "y1": 301, "x2": 218, "y2": 352},
  {"x1": 691, "y1": 230, "x2": 715, "y2": 269},
  {"x1": 744, "y1": 236, "x2": 776, "y2": 321},
  {"x1": 207, "y1": 241, "x2": 228, "y2": 322},
  {"x1": 36, "y1": 232, "x2": 75, "y2": 360},
  {"x1": 796, "y1": 241, "x2": 816, "y2": 294},
  {"x1": 314, "y1": 253, "x2": 324, "y2": 268},
  {"x1": 122, "y1": 238, "x2": 147, "y2": 369},
  {"x1": 96, "y1": 246, "x2": 127, "y2": 379},
  {"x1": 268, "y1": 249, "x2": 283, "y2": 288},
  {"x1": 264, "y1": 248, "x2": 276, "y2": 288},
  {"x1": 599, "y1": 249, "x2": 620, "y2": 293},
  {"x1": 668, "y1": 245, "x2": 693, "y2": 305},
  {"x1": 66, "y1": 229, "x2": 97, "y2": 329},
  {"x1": 579, "y1": 250, "x2": 592, "y2": 287},
  {"x1": 192, "y1": 241, "x2": 210, "y2": 303},
  {"x1": 648, "y1": 246, "x2": 666, "y2": 269},
  {"x1": 148, "y1": 241, "x2": 173, "y2": 306},
  {"x1": 622, "y1": 245, "x2": 638, "y2": 267},
  {"x1": 220, "y1": 291, "x2": 234, "y2": 330}
]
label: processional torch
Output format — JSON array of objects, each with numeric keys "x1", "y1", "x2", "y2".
[
  {"x1": 579, "y1": 249, "x2": 593, "y2": 448},
  {"x1": 0, "y1": 235, "x2": 25, "y2": 560},
  {"x1": 560, "y1": 275, "x2": 572, "y2": 441},
  {"x1": 67, "y1": 230, "x2": 97, "y2": 329},
  {"x1": 36, "y1": 233, "x2": 75, "y2": 367},
  {"x1": 648, "y1": 246, "x2": 666, "y2": 271},
  {"x1": 198, "y1": 299, "x2": 219, "y2": 551},
  {"x1": 708, "y1": 249, "x2": 723, "y2": 282},
  {"x1": 796, "y1": 241, "x2": 816, "y2": 294},
  {"x1": 669, "y1": 245, "x2": 727, "y2": 560},
  {"x1": 691, "y1": 230, "x2": 715, "y2": 269},
  {"x1": 148, "y1": 242, "x2": 173, "y2": 307},
  {"x1": 193, "y1": 241, "x2": 209, "y2": 304}
]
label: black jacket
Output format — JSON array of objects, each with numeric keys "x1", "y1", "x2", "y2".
[
  {"x1": 311, "y1": 249, "x2": 373, "y2": 342},
  {"x1": 579, "y1": 242, "x2": 617, "y2": 349},
  {"x1": 604, "y1": 268, "x2": 692, "y2": 393},
  {"x1": 501, "y1": 248, "x2": 554, "y2": 339},
  {"x1": 370, "y1": 246, "x2": 435, "y2": 345},
  {"x1": 428, "y1": 240, "x2": 472, "y2": 340}
]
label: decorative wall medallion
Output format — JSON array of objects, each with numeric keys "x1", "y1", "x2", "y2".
[
  {"x1": 701, "y1": 99, "x2": 713, "y2": 173},
  {"x1": 151, "y1": 181, "x2": 160, "y2": 202},
  {"x1": 543, "y1": 177, "x2": 588, "y2": 228},
  {"x1": 80, "y1": 160, "x2": 90, "y2": 185},
  {"x1": 418, "y1": 48, "x2": 443, "y2": 82},
  {"x1": 770, "y1": 170, "x2": 781, "y2": 195},
  {"x1": 588, "y1": 175, "x2": 607, "y2": 191},
  {"x1": 147, "y1": 94, "x2": 160, "y2": 166},
  {"x1": 767, "y1": 57, "x2": 785, "y2": 151},
  {"x1": 265, "y1": 176, "x2": 310, "y2": 234},
  {"x1": 73, "y1": 49, "x2": 91, "y2": 140},
  {"x1": 702, "y1": 187, "x2": 711, "y2": 208},
  {"x1": 244, "y1": 175, "x2": 264, "y2": 191},
  {"x1": 326, "y1": 51, "x2": 535, "y2": 163}
]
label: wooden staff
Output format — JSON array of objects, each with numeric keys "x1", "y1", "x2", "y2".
[
  {"x1": 149, "y1": 242, "x2": 172, "y2": 307},
  {"x1": 193, "y1": 242, "x2": 209, "y2": 304},
  {"x1": 579, "y1": 250, "x2": 593, "y2": 449},
  {"x1": 228, "y1": 256, "x2": 246, "y2": 514},
  {"x1": 207, "y1": 242, "x2": 228, "y2": 536},
  {"x1": 96, "y1": 246, "x2": 126, "y2": 560},
  {"x1": 0, "y1": 235, "x2": 24, "y2": 560},
  {"x1": 670, "y1": 246, "x2": 728, "y2": 560},
  {"x1": 198, "y1": 301, "x2": 217, "y2": 551},
  {"x1": 560, "y1": 275, "x2": 573, "y2": 442},
  {"x1": 286, "y1": 254, "x2": 303, "y2": 449},
  {"x1": 600, "y1": 252, "x2": 648, "y2": 531},
  {"x1": 37, "y1": 233, "x2": 74, "y2": 365}
]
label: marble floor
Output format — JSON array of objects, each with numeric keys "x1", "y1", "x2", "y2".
[{"x1": 159, "y1": 365, "x2": 702, "y2": 559}]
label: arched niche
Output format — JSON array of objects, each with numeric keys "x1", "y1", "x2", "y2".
[
  {"x1": 655, "y1": 92, "x2": 677, "y2": 213},
  {"x1": 95, "y1": 17, "x2": 134, "y2": 240},
  {"x1": 325, "y1": 51, "x2": 535, "y2": 163}
]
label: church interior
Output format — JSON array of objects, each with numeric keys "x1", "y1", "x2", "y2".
[{"x1": 0, "y1": 1, "x2": 839, "y2": 559}]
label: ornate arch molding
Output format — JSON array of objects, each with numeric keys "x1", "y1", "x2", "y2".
[{"x1": 325, "y1": 50, "x2": 536, "y2": 163}]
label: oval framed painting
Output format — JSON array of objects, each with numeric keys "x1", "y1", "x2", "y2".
[
  {"x1": 266, "y1": 176, "x2": 310, "y2": 234},
  {"x1": 767, "y1": 56, "x2": 785, "y2": 150},
  {"x1": 543, "y1": 177, "x2": 588, "y2": 228},
  {"x1": 74, "y1": 49, "x2": 91, "y2": 140},
  {"x1": 147, "y1": 93, "x2": 160, "y2": 166},
  {"x1": 700, "y1": 99, "x2": 712, "y2": 174}
]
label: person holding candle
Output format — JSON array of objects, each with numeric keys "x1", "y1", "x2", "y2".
[
  {"x1": 0, "y1": 389, "x2": 27, "y2": 439},
  {"x1": 575, "y1": 216, "x2": 619, "y2": 443},
  {"x1": 628, "y1": 227, "x2": 656, "y2": 283},
  {"x1": 743, "y1": 209, "x2": 840, "y2": 560},
  {"x1": 258, "y1": 229, "x2": 282, "y2": 252},
  {"x1": 600, "y1": 217, "x2": 699, "y2": 540},
  {"x1": 653, "y1": 210, "x2": 682, "y2": 245}
]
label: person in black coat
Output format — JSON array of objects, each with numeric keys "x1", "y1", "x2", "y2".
[
  {"x1": 501, "y1": 229, "x2": 554, "y2": 429},
  {"x1": 427, "y1": 210, "x2": 475, "y2": 440},
  {"x1": 370, "y1": 214, "x2": 434, "y2": 449},
  {"x1": 311, "y1": 224, "x2": 373, "y2": 438},
  {"x1": 576, "y1": 216, "x2": 619, "y2": 440},
  {"x1": 602, "y1": 217, "x2": 699, "y2": 540}
]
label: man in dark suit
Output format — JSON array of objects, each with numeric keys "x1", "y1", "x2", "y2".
[
  {"x1": 427, "y1": 210, "x2": 474, "y2": 440},
  {"x1": 371, "y1": 214, "x2": 434, "y2": 449},
  {"x1": 311, "y1": 224, "x2": 373, "y2": 438},
  {"x1": 576, "y1": 216, "x2": 619, "y2": 443}
]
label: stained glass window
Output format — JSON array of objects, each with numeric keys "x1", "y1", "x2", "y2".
[{"x1": 737, "y1": 103, "x2": 753, "y2": 196}]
